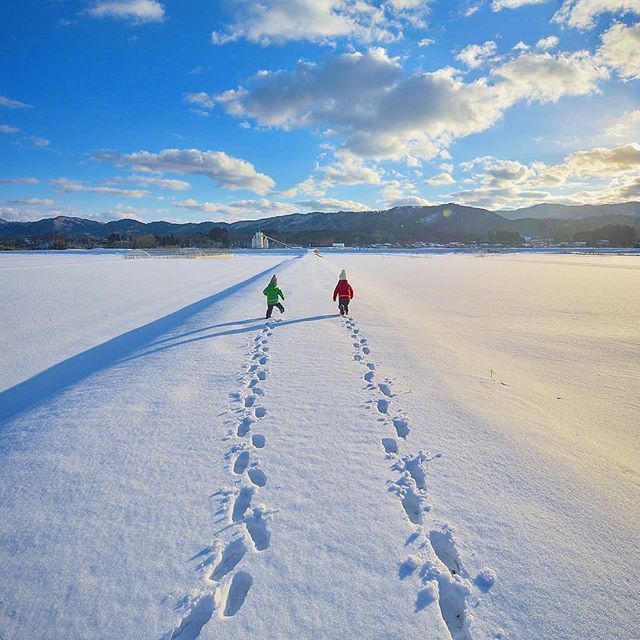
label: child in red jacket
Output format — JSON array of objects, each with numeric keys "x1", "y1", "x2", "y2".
[{"x1": 333, "y1": 269, "x2": 354, "y2": 316}]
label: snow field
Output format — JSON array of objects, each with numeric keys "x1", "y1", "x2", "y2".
[{"x1": 0, "y1": 250, "x2": 638, "y2": 640}]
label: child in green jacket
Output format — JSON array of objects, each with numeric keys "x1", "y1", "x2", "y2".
[{"x1": 263, "y1": 275, "x2": 285, "y2": 319}]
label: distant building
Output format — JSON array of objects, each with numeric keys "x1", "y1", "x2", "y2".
[
  {"x1": 252, "y1": 231, "x2": 269, "y2": 249},
  {"x1": 332, "y1": 242, "x2": 345, "y2": 248}
]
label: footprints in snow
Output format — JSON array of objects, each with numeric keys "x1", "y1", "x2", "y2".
[
  {"x1": 169, "y1": 321, "x2": 277, "y2": 637},
  {"x1": 344, "y1": 316, "x2": 485, "y2": 639}
]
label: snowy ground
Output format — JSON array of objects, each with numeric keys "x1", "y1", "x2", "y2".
[{"x1": 0, "y1": 250, "x2": 638, "y2": 640}]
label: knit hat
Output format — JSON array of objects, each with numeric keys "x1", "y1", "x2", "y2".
[
  {"x1": 270, "y1": 275, "x2": 277, "y2": 285},
  {"x1": 339, "y1": 269, "x2": 347, "y2": 280}
]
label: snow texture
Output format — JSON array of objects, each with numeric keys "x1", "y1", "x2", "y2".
[{"x1": 0, "y1": 250, "x2": 638, "y2": 640}]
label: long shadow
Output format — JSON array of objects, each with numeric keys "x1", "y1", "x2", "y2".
[
  {"x1": 0, "y1": 256, "x2": 300, "y2": 425},
  {"x1": 122, "y1": 314, "x2": 339, "y2": 363},
  {"x1": 145, "y1": 317, "x2": 263, "y2": 348}
]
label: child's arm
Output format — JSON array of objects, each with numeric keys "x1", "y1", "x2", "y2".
[
  {"x1": 332, "y1": 284, "x2": 339, "y2": 301},
  {"x1": 278, "y1": 288, "x2": 285, "y2": 300}
]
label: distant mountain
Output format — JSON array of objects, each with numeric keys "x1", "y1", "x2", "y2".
[
  {"x1": 1, "y1": 202, "x2": 639, "y2": 245},
  {"x1": 497, "y1": 202, "x2": 640, "y2": 220}
]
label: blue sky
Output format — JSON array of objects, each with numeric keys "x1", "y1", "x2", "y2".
[{"x1": 1, "y1": 0, "x2": 639, "y2": 222}]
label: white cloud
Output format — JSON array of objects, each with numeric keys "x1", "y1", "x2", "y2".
[
  {"x1": 418, "y1": 37, "x2": 435, "y2": 47},
  {"x1": 5, "y1": 198, "x2": 55, "y2": 206},
  {"x1": 294, "y1": 197, "x2": 371, "y2": 211},
  {"x1": 491, "y1": 0, "x2": 548, "y2": 10},
  {"x1": 175, "y1": 197, "x2": 297, "y2": 220},
  {"x1": 0, "y1": 96, "x2": 31, "y2": 109},
  {"x1": 426, "y1": 172, "x2": 456, "y2": 185},
  {"x1": 456, "y1": 40, "x2": 498, "y2": 68},
  {"x1": 553, "y1": 0, "x2": 640, "y2": 29},
  {"x1": 387, "y1": 195, "x2": 433, "y2": 207},
  {"x1": 105, "y1": 175, "x2": 191, "y2": 190},
  {"x1": 606, "y1": 109, "x2": 640, "y2": 137},
  {"x1": 216, "y1": 48, "x2": 608, "y2": 162},
  {"x1": 492, "y1": 50, "x2": 607, "y2": 102},
  {"x1": 0, "y1": 124, "x2": 19, "y2": 134},
  {"x1": 452, "y1": 142, "x2": 640, "y2": 207},
  {"x1": 184, "y1": 92, "x2": 216, "y2": 109},
  {"x1": 536, "y1": 35, "x2": 559, "y2": 50},
  {"x1": 211, "y1": 0, "x2": 393, "y2": 45},
  {"x1": 96, "y1": 148, "x2": 275, "y2": 194},
  {"x1": 598, "y1": 22, "x2": 640, "y2": 80},
  {"x1": 319, "y1": 150, "x2": 383, "y2": 185},
  {"x1": 0, "y1": 177, "x2": 39, "y2": 185},
  {"x1": 29, "y1": 137, "x2": 51, "y2": 147},
  {"x1": 52, "y1": 178, "x2": 149, "y2": 198},
  {"x1": 87, "y1": 0, "x2": 165, "y2": 23}
]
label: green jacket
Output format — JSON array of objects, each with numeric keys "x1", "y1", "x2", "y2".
[{"x1": 263, "y1": 283, "x2": 285, "y2": 305}]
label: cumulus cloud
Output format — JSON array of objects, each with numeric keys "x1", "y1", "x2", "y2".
[
  {"x1": 453, "y1": 142, "x2": 640, "y2": 207},
  {"x1": 0, "y1": 96, "x2": 31, "y2": 109},
  {"x1": 96, "y1": 148, "x2": 275, "y2": 194},
  {"x1": 294, "y1": 197, "x2": 371, "y2": 211},
  {"x1": 52, "y1": 177, "x2": 149, "y2": 198},
  {"x1": 211, "y1": 0, "x2": 402, "y2": 45},
  {"x1": 536, "y1": 35, "x2": 559, "y2": 50},
  {"x1": 606, "y1": 109, "x2": 640, "y2": 137},
  {"x1": 318, "y1": 150, "x2": 383, "y2": 185},
  {"x1": 426, "y1": 172, "x2": 456, "y2": 185},
  {"x1": 456, "y1": 40, "x2": 498, "y2": 68},
  {"x1": 87, "y1": 0, "x2": 165, "y2": 23},
  {"x1": 388, "y1": 195, "x2": 434, "y2": 206},
  {"x1": 175, "y1": 197, "x2": 297, "y2": 220},
  {"x1": 0, "y1": 124, "x2": 19, "y2": 134},
  {"x1": 215, "y1": 48, "x2": 607, "y2": 162},
  {"x1": 492, "y1": 50, "x2": 607, "y2": 102},
  {"x1": 597, "y1": 22, "x2": 640, "y2": 80},
  {"x1": 553, "y1": 0, "x2": 640, "y2": 29}
]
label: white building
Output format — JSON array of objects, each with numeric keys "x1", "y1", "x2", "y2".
[{"x1": 251, "y1": 231, "x2": 269, "y2": 249}]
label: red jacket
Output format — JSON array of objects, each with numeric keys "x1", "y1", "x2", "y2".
[{"x1": 333, "y1": 280, "x2": 354, "y2": 301}]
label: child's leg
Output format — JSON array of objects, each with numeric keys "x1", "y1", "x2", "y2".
[
  {"x1": 266, "y1": 304, "x2": 274, "y2": 318},
  {"x1": 276, "y1": 302, "x2": 285, "y2": 314}
]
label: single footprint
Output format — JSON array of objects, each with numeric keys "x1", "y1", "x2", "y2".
[
  {"x1": 364, "y1": 371, "x2": 375, "y2": 383},
  {"x1": 210, "y1": 539, "x2": 246, "y2": 581},
  {"x1": 170, "y1": 593, "x2": 215, "y2": 639},
  {"x1": 401, "y1": 486, "x2": 423, "y2": 525},
  {"x1": 379, "y1": 383, "x2": 393, "y2": 397},
  {"x1": 377, "y1": 398, "x2": 389, "y2": 414},
  {"x1": 354, "y1": 354, "x2": 363, "y2": 361},
  {"x1": 252, "y1": 434, "x2": 266, "y2": 448},
  {"x1": 233, "y1": 451, "x2": 250, "y2": 474},
  {"x1": 430, "y1": 529, "x2": 464, "y2": 576},
  {"x1": 393, "y1": 417, "x2": 410, "y2": 439},
  {"x1": 247, "y1": 378, "x2": 259, "y2": 388},
  {"x1": 257, "y1": 370, "x2": 267, "y2": 381},
  {"x1": 244, "y1": 395, "x2": 256, "y2": 408},
  {"x1": 248, "y1": 467, "x2": 267, "y2": 487},
  {"x1": 245, "y1": 507, "x2": 270, "y2": 551},
  {"x1": 363, "y1": 347, "x2": 371, "y2": 354},
  {"x1": 366, "y1": 362, "x2": 376, "y2": 371},
  {"x1": 231, "y1": 487, "x2": 254, "y2": 523},
  {"x1": 259, "y1": 356, "x2": 268, "y2": 365},
  {"x1": 223, "y1": 571, "x2": 253, "y2": 617},
  {"x1": 237, "y1": 416, "x2": 254, "y2": 437},
  {"x1": 381, "y1": 438, "x2": 398, "y2": 454},
  {"x1": 254, "y1": 407, "x2": 267, "y2": 419}
]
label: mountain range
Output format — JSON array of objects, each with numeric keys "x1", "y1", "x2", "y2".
[{"x1": 1, "y1": 201, "x2": 639, "y2": 245}]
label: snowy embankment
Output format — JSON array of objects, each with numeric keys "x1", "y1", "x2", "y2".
[{"x1": 0, "y1": 251, "x2": 638, "y2": 640}]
